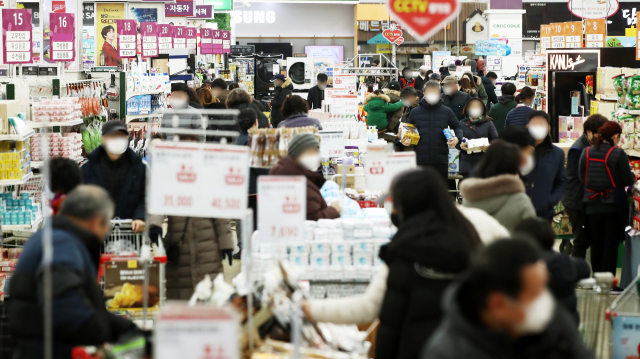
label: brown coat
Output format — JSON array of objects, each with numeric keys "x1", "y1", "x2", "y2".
[
  {"x1": 269, "y1": 155, "x2": 340, "y2": 221},
  {"x1": 164, "y1": 216, "x2": 234, "y2": 300}
]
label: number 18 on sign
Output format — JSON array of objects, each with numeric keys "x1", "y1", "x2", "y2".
[
  {"x1": 50, "y1": 13, "x2": 75, "y2": 61},
  {"x1": 3, "y1": 9, "x2": 32, "y2": 64},
  {"x1": 258, "y1": 176, "x2": 306, "y2": 244}
]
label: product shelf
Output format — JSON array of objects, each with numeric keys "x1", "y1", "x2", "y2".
[
  {"x1": 125, "y1": 91, "x2": 164, "y2": 100},
  {"x1": 2, "y1": 216, "x2": 43, "y2": 232},
  {"x1": 27, "y1": 119, "x2": 83, "y2": 128},
  {"x1": 31, "y1": 157, "x2": 84, "y2": 169},
  {"x1": 0, "y1": 130, "x2": 35, "y2": 142},
  {"x1": 0, "y1": 172, "x2": 33, "y2": 186},
  {"x1": 126, "y1": 114, "x2": 163, "y2": 123},
  {"x1": 626, "y1": 149, "x2": 640, "y2": 158}
]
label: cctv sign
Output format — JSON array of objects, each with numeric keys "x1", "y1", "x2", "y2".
[{"x1": 387, "y1": 0, "x2": 461, "y2": 42}]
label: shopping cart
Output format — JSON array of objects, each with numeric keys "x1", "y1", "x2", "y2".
[
  {"x1": 607, "y1": 270, "x2": 640, "y2": 359},
  {"x1": 576, "y1": 273, "x2": 615, "y2": 359}
]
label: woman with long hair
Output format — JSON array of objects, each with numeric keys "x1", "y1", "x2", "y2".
[
  {"x1": 505, "y1": 86, "x2": 536, "y2": 127},
  {"x1": 580, "y1": 121, "x2": 635, "y2": 276},
  {"x1": 457, "y1": 97, "x2": 498, "y2": 177},
  {"x1": 196, "y1": 87, "x2": 226, "y2": 110},
  {"x1": 458, "y1": 77, "x2": 477, "y2": 98}
]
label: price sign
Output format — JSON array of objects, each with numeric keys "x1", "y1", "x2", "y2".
[
  {"x1": 201, "y1": 28, "x2": 213, "y2": 54},
  {"x1": 331, "y1": 95, "x2": 358, "y2": 114},
  {"x1": 212, "y1": 29, "x2": 223, "y2": 54},
  {"x1": 173, "y1": 26, "x2": 186, "y2": 49},
  {"x1": 186, "y1": 26, "x2": 197, "y2": 53},
  {"x1": 319, "y1": 131, "x2": 345, "y2": 158},
  {"x1": 3, "y1": 9, "x2": 32, "y2": 64},
  {"x1": 540, "y1": 25, "x2": 551, "y2": 55},
  {"x1": 141, "y1": 22, "x2": 158, "y2": 58},
  {"x1": 165, "y1": 2, "x2": 194, "y2": 17},
  {"x1": 148, "y1": 142, "x2": 249, "y2": 218},
  {"x1": 50, "y1": 13, "x2": 75, "y2": 61},
  {"x1": 585, "y1": 19, "x2": 606, "y2": 48},
  {"x1": 158, "y1": 24, "x2": 172, "y2": 54},
  {"x1": 550, "y1": 23, "x2": 565, "y2": 49},
  {"x1": 333, "y1": 74, "x2": 357, "y2": 92},
  {"x1": 116, "y1": 19, "x2": 136, "y2": 58},
  {"x1": 564, "y1": 21, "x2": 582, "y2": 48},
  {"x1": 257, "y1": 176, "x2": 306, "y2": 244},
  {"x1": 222, "y1": 30, "x2": 231, "y2": 53},
  {"x1": 364, "y1": 152, "x2": 417, "y2": 191}
]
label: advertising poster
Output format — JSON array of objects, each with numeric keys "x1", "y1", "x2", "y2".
[
  {"x1": 104, "y1": 260, "x2": 160, "y2": 310},
  {"x1": 82, "y1": 3, "x2": 95, "y2": 69},
  {"x1": 96, "y1": 3, "x2": 124, "y2": 67},
  {"x1": 128, "y1": 6, "x2": 158, "y2": 56},
  {"x1": 43, "y1": 0, "x2": 76, "y2": 68},
  {"x1": 475, "y1": 39, "x2": 511, "y2": 56}
]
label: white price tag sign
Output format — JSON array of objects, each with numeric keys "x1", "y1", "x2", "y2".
[
  {"x1": 6, "y1": 42, "x2": 29, "y2": 51},
  {"x1": 148, "y1": 142, "x2": 249, "y2": 218},
  {"x1": 331, "y1": 95, "x2": 358, "y2": 115},
  {"x1": 143, "y1": 50, "x2": 158, "y2": 57},
  {"x1": 7, "y1": 52, "x2": 29, "y2": 62},
  {"x1": 187, "y1": 39, "x2": 196, "y2": 44},
  {"x1": 174, "y1": 44, "x2": 186, "y2": 49},
  {"x1": 52, "y1": 51, "x2": 73, "y2": 60},
  {"x1": 143, "y1": 42, "x2": 157, "y2": 50},
  {"x1": 159, "y1": 43, "x2": 172, "y2": 50},
  {"x1": 212, "y1": 39, "x2": 222, "y2": 45},
  {"x1": 552, "y1": 42, "x2": 565, "y2": 48},
  {"x1": 364, "y1": 152, "x2": 417, "y2": 191},
  {"x1": 333, "y1": 74, "x2": 358, "y2": 92},
  {"x1": 159, "y1": 37, "x2": 172, "y2": 44},
  {"x1": 565, "y1": 42, "x2": 581, "y2": 48},
  {"x1": 174, "y1": 38, "x2": 186, "y2": 44},
  {"x1": 586, "y1": 41, "x2": 602, "y2": 48},
  {"x1": 6, "y1": 31, "x2": 30, "y2": 41},
  {"x1": 143, "y1": 36, "x2": 157, "y2": 43},
  {"x1": 119, "y1": 49, "x2": 136, "y2": 57},
  {"x1": 201, "y1": 38, "x2": 212, "y2": 44},
  {"x1": 566, "y1": 36, "x2": 581, "y2": 43},
  {"x1": 120, "y1": 35, "x2": 136, "y2": 42},
  {"x1": 257, "y1": 176, "x2": 306, "y2": 244},
  {"x1": 587, "y1": 34, "x2": 603, "y2": 41},
  {"x1": 119, "y1": 42, "x2": 136, "y2": 50},
  {"x1": 51, "y1": 42, "x2": 73, "y2": 51},
  {"x1": 319, "y1": 131, "x2": 344, "y2": 158}
]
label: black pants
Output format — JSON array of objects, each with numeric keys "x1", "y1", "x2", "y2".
[
  {"x1": 567, "y1": 207, "x2": 588, "y2": 258},
  {"x1": 587, "y1": 212, "x2": 621, "y2": 275}
]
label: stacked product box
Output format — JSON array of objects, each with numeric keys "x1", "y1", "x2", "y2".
[
  {"x1": 31, "y1": 97, "x2": 82, "y2": 122},
  {"x1": 0, "y1": 192, "x2": 41, "y2": 225},
  {"x1": 32, "y1": 133, "x2": 82, "y2": 161},
  {"x1": 0, "y1": 141, "x2": 30, "y2": 181}
]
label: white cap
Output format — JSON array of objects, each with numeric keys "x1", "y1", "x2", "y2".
[{"x1": 419, "y1": 65, "x2": 428, "y2": 71}]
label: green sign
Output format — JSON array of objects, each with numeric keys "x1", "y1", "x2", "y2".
[{"x1": 203, "y1": 0, "x2": 233, "y2": 11}]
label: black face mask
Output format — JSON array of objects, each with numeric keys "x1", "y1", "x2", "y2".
[{"x1": 391, "y1": 213, "x2": 401, "y2": 227}]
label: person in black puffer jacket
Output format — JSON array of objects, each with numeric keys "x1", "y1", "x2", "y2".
[
  {"x1": 402, "y1": 80, "x2": 462, "y2": 180},
  {"x1": 482, "y1": 71, "x2": 499, "y2": 105},
  {"x1": 270, "y1": 74, "x2": 293, "y2": 127},
  {"x1": 457, "y1": 98, "x2": 499, "y2": 177},
  {"x1": 376, "y1": 167, "x2": 482, "y2": 359},
  {"x1": 441, "y1": 75, "x2": 471, "y2": 120},
  {"x1": 505, "y1": 86, "x2": 536, "y2": 128}
]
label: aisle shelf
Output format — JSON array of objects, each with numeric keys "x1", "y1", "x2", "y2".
[
  {"x1": 0, "y1": 130, "x2": 35, "y2": 142},
  {"x1": 2, "y1": 216, "x2": 43, "y2": 232},
  {"x1": 0, "y1": 172, "x2": 33, "y2": 186},
  {"x1": 125, "y1": 91, "x2": 164, "y2": 100},
  {"x1": 126, "y1": 114, "x2": 163, "y2": 123},
  {"x1": 31, "y1": 157, "x2": 84, "y2": 168},
  {"x1": 28, "y1": 119, "x2": 83, "y2": 128},
  {"x1": 627, "y1": 149, "x2": 640, "y2": 158}
]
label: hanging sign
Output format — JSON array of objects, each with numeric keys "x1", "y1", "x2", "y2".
[
  {"x1": 173, "y1": 26, "x2": 186, "y2": 49},
  {"x1": 386, "y1": 0, "x2": 460, "y2": 42},
  {"x1": 568, "y1": 0, "x2": 619, "y2": 19},
  {"x1": 50, "y1": 13, "x2": 75, "y2": 62},
  {"x1": 222, "y1": 30, "x2": 231, "y2": 54},
  {"x1": 186, "y1": 26, "x2": 197, "y2": 53},
  {"x1": 257, "y1": 176, "x2": 306, "y2": 244},
  {"x1": 540, "y1": 25, "x2": 551, "y2": 55},
  {"x1": 141, "y1": 22, "x2": 158, "y2": 58},
  {"x1": 116, "y1": 20, "x2": 137, "y2": 58},
  {"x1": 201, "y1": 28, "x2": 213, "y2": 55},
  {"x1": 548, "y1": 50, "x2": 599, "y2": 72},
  {"x1": 364, "y1": 152, "x2": 417, "y2": 191},
  {"x1": 564, "y1": 21, "x2": 583, "y2": 48},
  {"x1": 550, "y1": 22, "x2": 565, "y2": 49},
  {"x1": 165, "y1": 2, "x2": 194, "y2": 17},
  {"x1": 148, "y1": 142, "x2": 249, "y2": 219},
  {"x1": 188, "y1": 5, "x2": 213, "y2": 19},
  {"x1": 158, "y1": 24, "x2": 172, "y2": 55},
  {"x1": 3, "y1": 9, "x2": 33, "y2": 64},
  {"x1": 382, "y1": 28, "x2": 402, "y2": 44},
  {"x1": 319, "y1": 131, "x2": 345, "y2": 158},
  {"x1": 585, "y1": 19, "x2": 606, "y2": 48},
  {"x1": 212, "y1": 30, "x2": 223, "y2": 54}
]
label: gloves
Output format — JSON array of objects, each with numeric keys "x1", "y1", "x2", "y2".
[
  {"x1": 149, "y1": 226, "x2": 163, "y2": 245},
  {"x1": 221, "y1": 249, "x2": 233, "y2": 266}
]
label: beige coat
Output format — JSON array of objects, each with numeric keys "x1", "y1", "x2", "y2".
[{"x1": 164, "y1": 216, "x2": 234, "y2": 300}]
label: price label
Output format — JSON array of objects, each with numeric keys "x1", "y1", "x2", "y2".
[
  {"x1": 257, "y1": 176, "x2": 306, "y2": 244},
  {"x1": 142, "y1": 43, "x2": 156, "y2": 50},
  {"x1": 201, "y1": 28, "x2": 213, "y2": 54},
  {"x1": 566, "y1": 42, "x2": 581, "y2": 48},
  {"x1": 143, "y1": 36, "x2": 156, "y2": 43},
  {"x1": 159, "y1": 43, "x2": 172, "y2": 50},
  {"x1": 586, "y1": 41, "x2": 602, "y2": 48},
  {"x1": 586, "y1": 34, "x2": 603, "y2": 41},
  {"x1": 52, "y1": 51, "x2": 73, "y2": 60},
  {"x1": 141, "y1": 22, "x2": 158, "y2": 58},
  {"x1": 364, "y1": 152, "x2": 417, "y2": 191},
  {"x1": 116, "y1": 19, "x2": 137, "y2": 58},
  {"x1": 319, "y1": 131, "x2": 345, "y2": 158},
  {"x1": 222, "y1": 31, "x2": 231, "y2": 53},
  {"x1": 333, "y1": 74, "x2": 358, "y2": 92},
  {"x1": 3, "y1": 9, "x2": 33, "y2": 64},
  {"x1": 211, "y1": 30, "x2": 223, "y2": 54},
  {"x1": 51, "y1": 42, "x2": 73, "y2": 51},
  {"x1": 148, "y1": 142, "x2": 249, "y2": 218},
  {"x1": 564, "y1": 21, "x2": 582, "y2": 48}
]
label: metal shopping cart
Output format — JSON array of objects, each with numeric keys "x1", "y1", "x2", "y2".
[
  {"x1": 606, "y1": 270, "x2": 640, "y2": 359},
  {"x1": 576, "y1": 273, "x2": 615, "y2": 359}
]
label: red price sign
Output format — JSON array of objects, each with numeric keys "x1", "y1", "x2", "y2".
[{"x1": 50, "y1": 13, "x2": 75, "y2": 61}]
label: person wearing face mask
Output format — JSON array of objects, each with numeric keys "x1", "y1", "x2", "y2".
[
  {"x1": 392, "y1": 86, "x2": 422, "y2": 150},
  {"x1": 9, "y1": 186, "x2": 139, "y2": 359},
  {"x1": 400, "y1": 67, "x2": 416, "y2": 88},
  {"x1": 439, "y1": 59, "x2": 451, "y2": 77},
  {"x1": 210, "y1": 78, "x2": 230, "y2": 103},
  {"x1": 269, "y1": 74, "x2": 294, "y2": 127},
  {"x1": 424, "y1": 239, "x2": 593, "y2": 359},
  {"x1": 364, "y1": 89, "x2": 404, "y2": 131},
  {"x1": 579, "y1": 121, "x2": 635, "y2": 276},
  {"x1": 488, "y1": 82, "x2": 517, "y2": 136},
  {"x1": 505, "y1": 86, "x2": 536, "y2": 128},
  {"x1": 463, "y1": 71, "x2": 488, "y2": 105},
  {"x1": 403, "y1": 81, "x2": 462, "y2": 180},
  {"x1": 269, "y1": 133, "x2": 341, "y2": 221},
  {"x1": 307, "y1": 73, "x2": 331, "y2": 110},
  {"x1": 524, "y1": 111, "x2": 567, "y2": 220},
  {"x1": 461, "y1": 140, "x2": 536, "y2": 232},
  {"x1": 458, "y1": 98, "x2": 498, "y2": 178},
  {"x1": 414, "y1": 66, "x2": 429, "y2": 93},
  {"x1": 81, "y1": 121, "x2": 153, "y2": 236},
  {"x1": 441, "y1": 75, "x2": 471, "y2": 120},
  {"x1": 500, "y1": 126, "x2": 537, "y2": 177},
  {"x1": 162, "y1": 83, "x2": 207, "y2": 142},
  {"x1": 562, "y1": 115, "x2": 608, "y2": 259},
  {"x1": 278, "y1": 95, "x2": 323, "y2": 129},
  {"x1": 481, "y1": 71, "x2": 499, "y2": 105}
]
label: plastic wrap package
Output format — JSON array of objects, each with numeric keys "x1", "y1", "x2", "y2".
[
  {"x1": 621, "y1": 133, "x2": 631, "y2": 149},
  {"x1": 623, "y1": 115, "x2": 636, "y2": 133},
  {"x1": 634, "y1": 134, "x2": 640, "y2": 150},
  {"x1": 319, "y1": 181, "x2": 364, "y2": 219}
]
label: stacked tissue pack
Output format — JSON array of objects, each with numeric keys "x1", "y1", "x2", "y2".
[{"x1": 252, "y1": 208, "x2": 393, "y2": 281}]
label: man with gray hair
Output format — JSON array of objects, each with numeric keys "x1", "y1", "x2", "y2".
[{"x1": 9, "y1": 185, "x2": 138, "y2": 359}]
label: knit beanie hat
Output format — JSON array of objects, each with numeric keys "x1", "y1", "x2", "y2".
[
  {"x1": 448, "y1": 63, "x2": 457, "y2": 72},
  {"x1": 288, "y1": 133, "x2": 319, "y2": 158},
  {"x1": 442, "y1": 75, "x2": 459, "y2": 85}
]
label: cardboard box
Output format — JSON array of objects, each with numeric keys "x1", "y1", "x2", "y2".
[
  {"x1": 335, "y1": 164, "x2": 355, "y2": 175},
  {"x1": 552, "y1": 216, "x2": 573, "y2": 235},
  {"x1": 0, "y1": 101, "x2": 19, "y2": 135},
  {"x1": 338, "y1": 176, "x2": 355, "y2": 189}
]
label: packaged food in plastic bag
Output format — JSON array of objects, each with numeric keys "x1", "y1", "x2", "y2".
[
  {"x1": 398, "y1": 123, "x2": 420, "y2": 146},
  {"x1": 628, "y1": 75, "x2": 640, "y2": 95},
  {"x1": 620, "y1": 133, "x2": 630, "y2": 149},
  {"x1": 614, "y1": 74, "x2": 626, "y2": 95}
]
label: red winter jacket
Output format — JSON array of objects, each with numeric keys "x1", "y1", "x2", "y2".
[{"x1": 401, "y1": 78, "x2": 415, "y2": 88}]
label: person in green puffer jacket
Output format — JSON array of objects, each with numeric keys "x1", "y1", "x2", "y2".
[
  {"x1": 364, "y1": 90, "x2": 404, "y2": 131},
  {"x1": 488, "y1": 82, "x2": 518, "y2": 136}
]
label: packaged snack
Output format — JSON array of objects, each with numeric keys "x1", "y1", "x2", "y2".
[
  {"x1": 573, "y1": 117, "x2": 584, "y2": 133},
  {"x1": 634, "y1": 133, "x2": 640, "y2": 149},
  {"x1": 623, "y1": 115, "x2": 636, "y2": 133},
  {"x1": 614, "y1": 73, "x2": 626, "y2": 95},
  {"x1": 628, "y1": 75, "x2": 640, "y2": 95},
  {"x1": 398, "y1": 123, "x2": 420, "y2": 145},
  {"x1": 278, "y1": 127, "x2": 293, "y2": 158},
  {"x1": 620, "y1": 133, "x2": 630, "y2": 149},
  {"x1": 262, "y1": 128, "x2": 279, "y2": 166}
]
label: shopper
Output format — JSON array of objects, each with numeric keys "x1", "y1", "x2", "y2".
[
  {"x1": 580, "y1": 121, "x2": 635, "y2": 275},
  {"x1": 364, "y1": 89, "x2": 404, "y2": 131},
  {"x1": 448, "y1": 62, "x2": 457, "y2": 74},
  {"x1": 9, "y1": 185, "x2": 138, "y2": 359},
  {"x1": 488, "y1": 82, "x2": 517, "y2": 136},
  {"x1": 500, "y1": 126, "x2": 537, "y2": 176},
  {"x1": 414, "y1": 66, "x2": 429, "y2": 93},
  {"x1": 374, "y1": 168, "x2": 482, "y2": 359},
  {"x1": 164, "y1": 83, "x2": 206, "y2": 142},
  {"x1": 403, "y1": 80, "x2": 461, "y2": 180},
  {"x1": 463, "y1": 72, "x2": 488, "y2": 104},
  {"x1": 514, "y1": 218, "x2": 591, "y2": 325},
  {"x1": 525, "y1": 111, "x2": 567, "y2": 219},
  {"x1": 307, "y1": 73, "x2": 330, "y2": 110},
  {"x1": 563, "y1": 114, "x2": 608, "y2": 259},
  {"x1": 196, "y1": 87, "x2": 226, "y2": 110},
  {"x1": 401, "y1": 67, "x2": 416, "y2": 88},
  {"x1": 465, "y1": 59, "x2": 478, "y2": 75},
  {"x1": 476, "y1": 58, "x2": 486, "y2": 77},
  {"x1": 236, "y1": 108, "x2": 258, "y2": 146},
  {"x1": 269, "y1": 74, "x2": 293, "y2": 127},
  {"x1": 382, "y1": 81, "x2": 404, "y2": 132},
  {"x1": 505, "y1": 86, "x2": 536, "y2": 128},
  {"x1": 201, "y1": 78, "x2": 212, "y2": 89},
  {"x1": 49, "y1": 157, "x2": 83, "y2": 215},
  {"x1": 81, "y1": 121, "x2": 147, "y2": 232},
  {"x1": 461, "y1": 140, "x2": 536, "y2": 232},
  {"x1": 224, "y1": 88, "x2": 269, "y2": 129},
  {"x1": 277, "y1": 95, "x2": 322, "y2": 129},
  {"x1": 424, "y1": 239, "x2": 594, "y2": 359},
  {"x1": 458, "y1": 98, "x2": 498, "y2": 177},
  {"x1": 186, "y1": 87, "x2": 203, "y2": 109},
  {"x1": 458, "y1": 77, "x2": 477, "y2": 98},
  {"x1": 481, "y1": 71, "x2": 499, "y2": 105},
  {"x1": 441, "y1": 75, "x2": 471, "y2": 120},
  {"x1": 211, "y1": 78, "x2": 230, "y2": 103},
  {"x1": 228, "y1": 82, "x2": 240, "y2": 90},
  {"x1": 439, "y1": 60, "x2": 451, "y2": 77},
  {"x1": 269, "y1": 133, "x2": 341, "y2": 220},
  {"x1": 430, "y1": 73, "x2": 442, "y2": 84}
]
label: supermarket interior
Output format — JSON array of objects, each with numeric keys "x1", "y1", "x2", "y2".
[{"x1": 3, "y1": 0, "x2": 640, "y2": 358}]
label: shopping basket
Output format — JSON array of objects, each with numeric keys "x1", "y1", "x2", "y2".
[{"x1": 577, "y1": 272, "x2": 615, "y2": 359}]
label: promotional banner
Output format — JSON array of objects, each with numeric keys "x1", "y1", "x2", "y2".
[
  {"x1": 189, "y1": 5, "x2": 213, "y2": 19},
  {"x1": 568, "y1": 0, "x2": 619, "y2": 19},
  {"x1": 104, "y1": 261, "x2": 160, "y2": 310},
  {"x1": 50, "y1": 13, "x2": 74, "y2": 61},
  {"x1": 82, "y1": 3, "x2": 95, "y2": 69},
  {"x1": 141, "y1": 22, "x2": 158, "y2": 57},
  {"x1": 432, "y1": 50, "x2": 451, "y2": 71},
  {"x1": 96, "y1": 3, "x2": 125, "y2": 67},
  {"x1": 165, "y1": 2, "x2": 194, "y2": 17},
  {"x1": 475, "y1": 39, "x2": 510, "y2": 56},
  {"x1": 173, "y1": 25, "x2": 186, "y2": 49},
  {"x1": 3, "y1": 9, "x2": 33, "y2": 64},
  {"x1": 201, "y1": 27, "x2": 212, "y2": 54},
  {"x1": 116, "y1": 19, "x2": 136, "y2": 58},
  {"x1": 222, "y1": 30, "x2": 230, "y2": 53},
  {"x1": 158, "y1": 24, "x2": 172, "y2": 54},
  {"x1": 386, "y1": 0, "x2": 460, "y2": 42},
  {"x1": 186, "y1": 26, "x2": 197, "y2": 53}
]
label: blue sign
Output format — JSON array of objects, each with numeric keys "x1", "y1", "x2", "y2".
[{"x1": 475, "y1": 39, "x2": 511, "y2": 56}]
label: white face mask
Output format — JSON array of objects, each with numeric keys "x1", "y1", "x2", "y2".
[
  {"x1": 443, "y1": 86, "x2": 456, "y2": 96},
  {"x1": 299, "y1": 154, "x2": 321, "y2": 171},
  {"x1": 402, "y1": 99, "x2": 414, "y2": 107},
  {"x1": 170, "y1": 97, "x2": 188, "y2": 109},
  {"x1": 528, "y1": 125, "x2": 549, "y2": 140},
  {"x1": 318, "y1": 84, "x2": 327, "y2": 91},
  {"x1": 514, "y1": 289, "x2": 555, "y2": 335},
  {"x1": 520, "y1": 154, "x2": 535, "y2": 176},
  {"x1": 468, "y1": 107, "x2": 484, "y2": 119},
  {"x1": 104, "y1": 137, "x2": 129, "y2": 155},
  {"x1": 426, "y1": 93, "x2": 441, "y2": 105}
]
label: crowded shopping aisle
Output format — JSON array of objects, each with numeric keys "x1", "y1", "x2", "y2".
[{"x1": 1, "y1": 0, "x2": 640, "y2": 358}]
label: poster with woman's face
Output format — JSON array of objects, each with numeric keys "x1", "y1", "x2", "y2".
[
  {"x1": 96, "y1": 3, "x2": 125, "y2": 67},
  {"x1": 43, "y1": 0, "x2": 77, "y2": 69}
]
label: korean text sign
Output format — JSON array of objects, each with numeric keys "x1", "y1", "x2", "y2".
[
  {"x1": 365, "y1": 152, "x2": 417, "y2": 191},
  {"x1": 319, "y1": 131, "x2": 345, "y2": 158},
  {"x1": 3, "y1": 9, "x2": 33, "y2": 64},
  {"x1": 173, "y1": 26, "x2": 186, "y2": 49},
  {"x1": 50, "y1": 13, "x2": 75, "y2": 61},
  {"x1": 257, "y1": 176, "x2": 306, "y2": 244},
  {"x1": 141, "y1": 22, "x2": 158, "y2": 58},
  {"x1": 158, "y1": 24, "x2": 172, "y2": 54},
  {"x1": 116, "y1": 19, "x2": 137, "y2": 58},
  {"x1": 201, "y1": 28, "x2": 213, "y2": 54}
]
